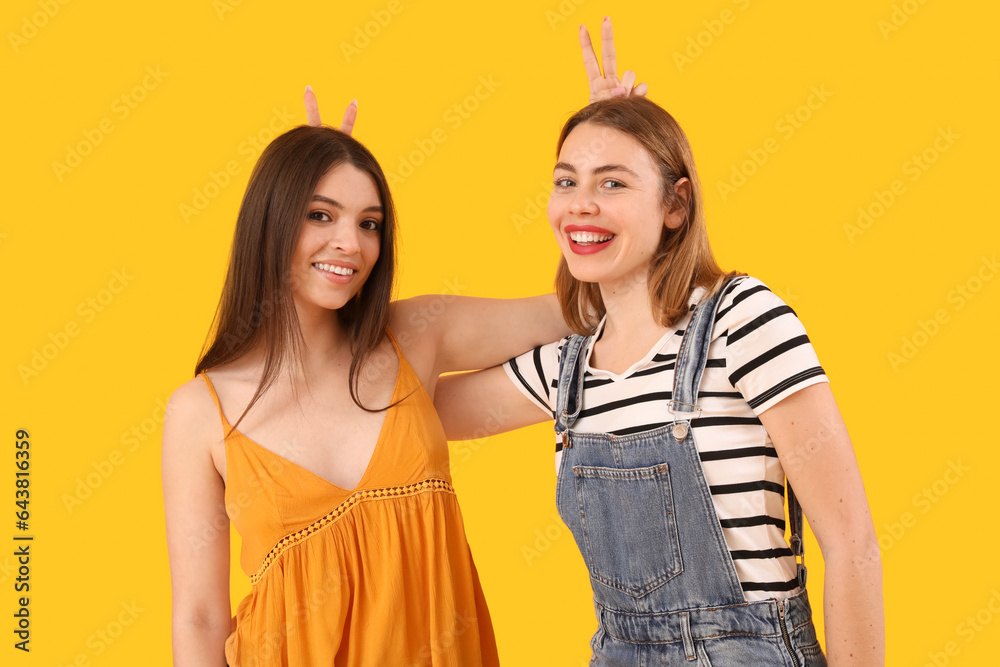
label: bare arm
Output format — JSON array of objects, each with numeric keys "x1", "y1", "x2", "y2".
[
  {"x1": 435, "y1": 365, "x2": 549, "y2": 441},
  {"x1": 162, "y1": 379, "x2": 232, "y2": 667},
  {"x1": 392, "y1": 294, "x2": 567, "y2": 378},
  {"x1": 759, "y1": 383, "x2": 885, "y2": 666}
]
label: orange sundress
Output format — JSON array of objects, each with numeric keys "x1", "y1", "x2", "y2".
[{"x1": 198, "y1": 334, "x2": 499, "y2": 666}]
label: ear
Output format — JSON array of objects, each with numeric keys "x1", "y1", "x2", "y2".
[{"x1": 664, "y1": 177, "x2": 691, "y2": 230}]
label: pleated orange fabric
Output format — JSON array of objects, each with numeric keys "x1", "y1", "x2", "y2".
[{"x1": 199, "y1": 332, "x2": 499, "y2": 666}]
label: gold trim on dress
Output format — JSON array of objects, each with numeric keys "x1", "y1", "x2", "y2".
[{"x1": 250, "y1": 478, "x2": 455, "y2": 585}]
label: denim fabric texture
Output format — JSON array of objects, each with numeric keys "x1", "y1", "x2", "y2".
[{"x1": 554, "y1": 278, "x2": 827, "y2": 666}]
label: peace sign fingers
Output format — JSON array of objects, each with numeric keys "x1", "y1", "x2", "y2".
[{"x1": 579, "y1": 18, "x2": 647, "y2": 104}]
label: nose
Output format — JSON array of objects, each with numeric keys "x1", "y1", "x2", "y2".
[
  {"x1": 329, "y1": 221, "x2": 361, "y2": 255},
  {"x1": 567, "y1": 187, "x2": 598, "y2": 216}
]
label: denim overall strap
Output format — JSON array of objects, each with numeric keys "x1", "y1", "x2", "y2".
[
  {"x1": 554, "y1": 334, "x2": 590, "y2": 449},
  {"x1": 676, "y1": 276, "x2": 808, "y2": 588},
  {"x1": 669, "y1": 281, "x2": 732, "y2": 423}
]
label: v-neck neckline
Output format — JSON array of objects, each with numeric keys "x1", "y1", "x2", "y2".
[
  {"x1": 583, "y1": 316, "x2": 678, "y2": 382},
  {"x1": 204, "y1": 334, "x2": 404, "y2": 494},
  {"x1": 584, "y1": 287, "x2": 706, "y2": 382}
]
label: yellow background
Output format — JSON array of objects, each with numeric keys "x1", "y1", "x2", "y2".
[{"x1": 3, "y1": 0, "x2": 998, "y2": 664}]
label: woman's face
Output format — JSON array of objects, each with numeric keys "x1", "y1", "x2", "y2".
[
  {"x1": 289, "y1": 162, "x2": 383, "y2": 314},
  {"x1": 548, "y1": 122, "x2": 683, "y2": 291}
]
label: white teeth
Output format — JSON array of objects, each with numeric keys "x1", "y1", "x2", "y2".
[
  {"x1": 569, "y1": 231, "x2": 614, "y2": 244},
  {"x1": 314, "y1": 262, "x2": 355, "y2": 276}
]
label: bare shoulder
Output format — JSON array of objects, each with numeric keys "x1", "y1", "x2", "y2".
[
  {"x1": 162, "y1": 375, "x2": 224, "y2": 467},
  {"x1": 388, "y1": 298, "x2": 440, "y2": 385},
  {"x1": 165, "y1": 375, "x2": 218, "y2": 426}
]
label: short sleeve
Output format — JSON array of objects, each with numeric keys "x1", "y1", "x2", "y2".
[
  {"x1": 718, "y1": 278, "x2": 829, "y2": 415},
  {"x1": 502, "y1": 338, "x2": 565, "y2": 418}
]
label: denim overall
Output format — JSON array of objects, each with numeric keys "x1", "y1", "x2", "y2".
[{"x1": 553, "y1": 280, "x2": 827, "y2": 666}]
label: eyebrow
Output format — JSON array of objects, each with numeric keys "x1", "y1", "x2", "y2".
[
  {"x1": 311, "y1": 195, "x2": 383, "y2": 214},
  {"x1": 553, "y1": 162, "x2": 642, "y2": 178}
]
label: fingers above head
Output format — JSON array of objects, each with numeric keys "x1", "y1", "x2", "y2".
[
  {"x1": 579, "y1": 25, "x2": 602, "y2": 83},
  {"x1": 620, "y1": 69, "x2": 636, "y2": 92},
  {"x1": 633, "y1": 82, "x2": 648, "y2": 98},
  {"x1": 304, "y1": 85, "x2": 322, "y2": 127},
  {"x1": 340, "y1": 99, "x2": 357, "y2": 136},
  {"x1": 600, "y1": 17, "x2": 618, "y2": 82}
]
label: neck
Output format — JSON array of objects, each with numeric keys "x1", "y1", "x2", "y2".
[
  {"x1": 286, "y1": 300, "x2": 353, "y2": 380},
  {"x1": 597, "y1": 274, "x2": 661, "y2": 342}
]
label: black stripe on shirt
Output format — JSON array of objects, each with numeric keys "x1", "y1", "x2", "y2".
[
  {"x1": 610, "y1": 421, "x2": 671, "y2": 436},
  {"x1": 583, "y1": 377, "x2": 616, "y2": 389},
  {"x1": 727, "y1": 305, "x2": 796, "y2": 346},
  {"x1": 728, "y1": 335, "x2": 812, "y2": 385},
  {"x1": 650, "y1": 357, "x2": 724, "y2": 369},
  {"x1": 747, "y1": 366, "x2": 827, "y2": 410},
  {"x1": 730, "y1": 547, "x2": 794, "y2": 560},
  {"x1": 508, "y1": 356, "x2": 549, "y2": 414},
  {"x1": 740, "y1": 578, "x2": 800, "y2": 593},
  {"x1": 697, "y1": 391, "x2": 743, "y2": 399},
  {"x1": 717, "y1": 276, "x2": 745, "y2": 304},
  {"x1": 629, "y1": 363, "x2": 676, "y2": 378},
  {"x1": 692, "y1": 416, "x2": 762, "y2": 428},
  {"x1": 609, "y1": 414, "x2": 761, "y2": 437},
  {"x1": 720, "y1": 515, "x2": 786, "y2": 530},
  {"x1": 578, "y1": 392, "x2": 673, "y2": 420},
  {"x1": 709, "y1": 480, "x2": 784, "y2": 496},
  {"x1": 533, "y1": 346, "x2": 549, "y2": 401},
  {"x1": 699, "y1": 446, "x2": 777, "y2": 462},
  {"x1": 714, "y1": 283, "x2": 770, "y2": 323}
]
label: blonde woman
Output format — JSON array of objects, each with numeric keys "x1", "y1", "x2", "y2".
[{"x1": 435, "y1": 38, "x2": 884, "y2": 666}]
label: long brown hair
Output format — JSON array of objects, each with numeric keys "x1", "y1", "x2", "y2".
[
  {"x1": 195, "y1": 125, "x2": 398, "y2": 429},
  {"x1": 553, "y1": 97, "x2": 742, "y2": 334}
]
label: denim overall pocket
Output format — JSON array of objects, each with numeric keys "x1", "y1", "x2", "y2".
[{"x1": 573, "y1": 462, "x2": 683, "y2": 598}]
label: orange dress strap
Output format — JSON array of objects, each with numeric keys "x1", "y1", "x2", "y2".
[
  {"x1": 198, "y1": 372, "x2": 232, "y2": 430},
  {"x1": 385, "y1": 327, "x2": 403, "y2": 356}
]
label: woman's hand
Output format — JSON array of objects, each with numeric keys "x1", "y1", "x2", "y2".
[
  {"x1": 303, "y1": 85, "x2": 358, "y2": 135},
  {"x1": 581, "y1": 18, "x2": 648, "y2": 103}
]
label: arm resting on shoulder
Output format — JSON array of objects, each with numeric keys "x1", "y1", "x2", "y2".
[
  {"x1": 393, "y1": 294, "x2": 568, "y2": 376},
  {"x1": 162, "y1": 380, "x2": 233, "y2": 667},
  {"x1": 435, "y1": 365, "x2": 550, "y2": 441},
  {"x1": 759, "y1": 383, "x2": 885, "y2": 667}
]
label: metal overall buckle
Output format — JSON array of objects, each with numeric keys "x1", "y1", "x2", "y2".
[{"x1": 666, "y1": 400, "x2": 702, "y2": 441}]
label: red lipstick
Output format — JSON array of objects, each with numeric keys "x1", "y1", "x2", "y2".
[{"x1": 564, "y1": 225, "x2": 616, "y2": 255}]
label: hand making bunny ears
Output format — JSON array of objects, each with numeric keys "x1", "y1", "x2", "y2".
[
  {"x1": 303, "y1": 85, "x2": 357, "y2": 134},
  {"x1": 302, "y1": 17, "x2": 646, "y2": 131}
]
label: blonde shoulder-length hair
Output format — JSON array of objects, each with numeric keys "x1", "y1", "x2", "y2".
[{"x1": 553, "y1": 97, "x2": 743, "y2": 334}]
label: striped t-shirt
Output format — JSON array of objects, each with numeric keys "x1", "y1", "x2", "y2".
[{"x1": 502, "y1": 277, "x2": 828, "y2": 601}]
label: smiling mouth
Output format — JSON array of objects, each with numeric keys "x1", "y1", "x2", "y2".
[
  {"x1": 568, "y1": 231, "x2": 616, "y2": 245},
  {"x1": 313, "y1": 262, "x2": 356, "y2": 276}
]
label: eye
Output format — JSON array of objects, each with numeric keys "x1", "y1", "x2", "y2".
[
  {"x1": 602, "y1": 179, "x2": 626, "y2": 190},
  {"x1": 553, "y1": 177, "x2": 576, "y2": 188},
  {"x1": 308, "y1": 210, "x2": 332, "y2": 222},
  {"x1": 359, "y1": 218, "x2": 382, "y2": 232}
]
